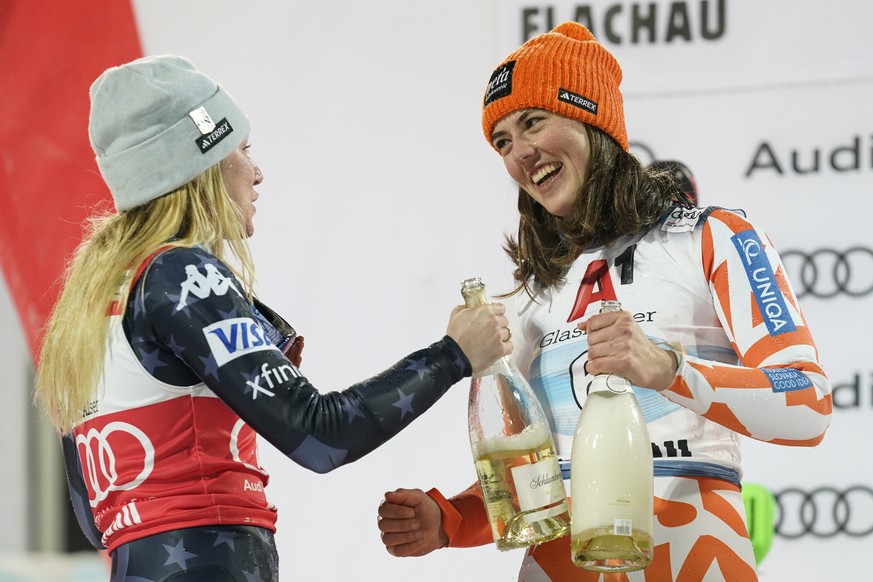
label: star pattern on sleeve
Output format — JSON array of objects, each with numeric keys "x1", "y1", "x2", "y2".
[
  {"x1": 167, "y1": 288, "x2": 192, "y2": 320},
  {"x1": 138, "y1": 348, "x2": 169, "y2": 375},
  {"x1": 392, "y1": 388, "x2": 416, "y2": 419},
  {"x1": 290, "y1": 435, "x2": 349, "y2": 473},
  {"x1": 217, "y1": 307, "x2": 237, "y2": 320},
  {"x1": 212, "y1": 530, "x2": 238, "y2": 550},
  {"x1": 404, "y1": 356, "x2": 431, "y2": 380},
  {"x1": 198, "y1": 353, "x2": 220, "y2": 381},
  {"x1": 131, "y1": 288, "x2": 146, "y2": 319},
  {"x1": 166, "y1": 334, "x2": 185, "y2": 356},
  {"x1": 121, "y1": 247, "x2": 471, "y2": 479},
  {"x1": 162, "y1": 539, "x2": 198, "y2": 570},
  {"x1": 342, "y1": 398, "x2": 366, "y2": 425}
]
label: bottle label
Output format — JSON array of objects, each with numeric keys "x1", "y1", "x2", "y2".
[
  {"x1": 587, "y1": 374, "x2": 632, "y2": 395},
  {"x1": 511, "y1": 456, "x2": 565, "y2": 512},
  {"x1": 614, "y1": 518, "x2": 633, "y2": 536}
]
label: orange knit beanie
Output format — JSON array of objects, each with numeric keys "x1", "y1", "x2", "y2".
[{"x1": 481, "y1": 22, "x2": 627, "y2": 151}]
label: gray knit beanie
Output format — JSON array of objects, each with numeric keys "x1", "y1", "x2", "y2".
[{"x1": 88, "y1": 54, "x2": 251, "y2": 211}]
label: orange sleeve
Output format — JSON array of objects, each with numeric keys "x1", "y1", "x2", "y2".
[
  {"x1": 662, "y1": 209, "x2": 832, "y2": 446},
  {"x1": 426, "y1": 483, "x2": 493, "y2": 548}
]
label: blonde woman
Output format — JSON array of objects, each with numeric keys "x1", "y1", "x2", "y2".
[{"x1": 35, "y1": 55, "x2": 512, "y2": 582}]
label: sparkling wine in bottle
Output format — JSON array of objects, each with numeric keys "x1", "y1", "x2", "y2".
[
  {"x1": 461, "y1": 277, "x2": 570, "y2": 551},
  {"x1": 570, "y1": 299, "x2": 654, "y2": 573}
]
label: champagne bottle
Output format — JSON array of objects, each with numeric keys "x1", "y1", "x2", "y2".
[
  {"x1": 570, "y1": 299, "x2": 654, "y2": 572},
  {"x1": 461, "y1": 277, "x2": 570, "y2": 551}
]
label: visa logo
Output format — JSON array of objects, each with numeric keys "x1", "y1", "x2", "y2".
[
  {"x1": 731, "y1": 230, "x2": 796, "y2": 336},
  {"x1": 204, "y1": 317, "x2": 277, "y2": 367}
]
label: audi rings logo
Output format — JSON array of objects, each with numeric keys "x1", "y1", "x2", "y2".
[
  {"x1": 781, "y1": 247, "x2": 873, "y2": 299},
  {"x1": 76, "y1": 422, "x2": 155, "y2": 507},
  {"x1": 775, "y1": 485, "x2": 873, "y2": 538}
]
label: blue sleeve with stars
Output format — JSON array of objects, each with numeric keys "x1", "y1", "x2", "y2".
[{"x1": 126, "y1": 246, "x2": 471, "y2": 473}]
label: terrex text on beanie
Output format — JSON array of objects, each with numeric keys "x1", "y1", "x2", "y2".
[
  {"x1": 88, "y1": 54, "x2": 251, "y2": 211},
  {"x1": 481, "y1": 22, "x2": 628, "y2": 151}
]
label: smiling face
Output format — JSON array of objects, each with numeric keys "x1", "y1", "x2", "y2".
[
  {"x1": 491, "y1": 108, "x2": 591, "y2": 218},
  {"x1": 221, "y1": 138, "x2": 263, "y2": 237}
]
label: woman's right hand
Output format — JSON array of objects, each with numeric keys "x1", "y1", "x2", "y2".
[
  {"x1": 378, "y1": 488, "x2": 447, "y2": 557},
  {"x1": 446, "y1": 303, "x2": 512, "y2": 374}
]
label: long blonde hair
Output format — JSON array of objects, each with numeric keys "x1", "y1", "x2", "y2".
[{"x1": 35, "y1": 164, "x2": 255, "y2": 434}]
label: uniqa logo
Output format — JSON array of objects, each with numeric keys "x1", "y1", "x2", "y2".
[{"x1": 732, "y1": 230, "x2": 795, "y2": 336}]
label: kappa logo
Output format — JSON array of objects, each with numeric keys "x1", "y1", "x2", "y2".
[
  {"x1": 75, "y1": 422, "x2": 155, "y2": 507},
  {"x1": 176, "y1": 263, "x2": 243, "y2": 311},
  {"x1": 204, "y1": 317, "x2": 277, "y2": 367},
  {"x1": 732, "y1": 230, "x2": 796, "y2": 336}
]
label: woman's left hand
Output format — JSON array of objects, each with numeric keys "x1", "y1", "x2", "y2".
[{"x1": 577, "y1": 310, "x2": 678, "y2": 391}]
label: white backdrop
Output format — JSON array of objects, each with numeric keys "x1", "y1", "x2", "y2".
[{"x1": 2, "y1": 1, "x2": 870, "y2": 580}]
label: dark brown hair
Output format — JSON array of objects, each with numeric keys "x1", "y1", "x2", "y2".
[{"x1": 501, "y1": 126, "x2": 692, "y2": 297}]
